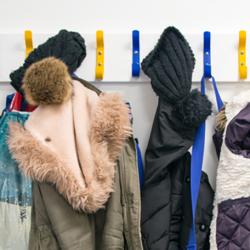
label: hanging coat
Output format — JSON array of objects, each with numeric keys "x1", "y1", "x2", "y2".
[
  {"x1": 0, "y1": 111, "x2": 31, "y2": 250},
  {"x1": 8, "y1": 57, "x2": 143, "y2": 250},
  {"x1": 141, "y1": 27, "x2": 214, "y2": 250},
  {"x1": 210, "y1": 90, "x2": 250, "y2": 250}
]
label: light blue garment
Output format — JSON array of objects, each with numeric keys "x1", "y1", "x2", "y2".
[
  {"x1": 0, "y1": 112, "x2": 31, "y2": 206},
  {"x1": 0, "y1": 112, "x2": 32, "y2": 250}
]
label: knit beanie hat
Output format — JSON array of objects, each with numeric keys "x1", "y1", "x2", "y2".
[
  {"x1": 142, "y1": 26, "x2": 212, "y2": 128},
  {"x1": 10, "y1": 30, "x2": 86, "y2": 93}
]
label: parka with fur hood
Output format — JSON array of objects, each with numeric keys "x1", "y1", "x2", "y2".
[{"x1": 8, "y1": 57, "x2": 143, "y2": 249}]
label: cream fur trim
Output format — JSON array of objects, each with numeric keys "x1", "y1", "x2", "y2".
[{"x1": 8, "y1": 93, "x2": 131, "y2": 213}]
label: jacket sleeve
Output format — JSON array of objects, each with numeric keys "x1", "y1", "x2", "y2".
[
  {"x1": 168, "y1": 153, "x2": 191, "y2": 249},
  {"x1": 141, "y1": 102, "x2": 193, "y2": 250},
  {"x1": 95, "y1": 139, "x2": 143, "y2": 250},
  {"x1": 95, "y1": 162, "x2": 124, "y2": 250},
  {"x1": 30, "y1": 181, "x2": 95, "y2": 250}
]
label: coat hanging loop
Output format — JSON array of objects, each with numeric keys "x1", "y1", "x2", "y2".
[
  {"x1": 203, "y1": 31, "x2": 211, "y2": 78},
  {"x1": 132, "y1": 30, "x2": 140, "y2": 77},
  {"x1": 24, "y1": 30, "x2": 33, "y2": 58},
  {"x1": 238, "y1": 30, "x2": 247, "y2": 79},
  {"x1": 95, "y1": 30, "x2": 104, "y2": 80}
]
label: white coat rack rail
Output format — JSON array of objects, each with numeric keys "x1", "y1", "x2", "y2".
[{"x1": 0, "y1": 32, "x2": 247, "y2": 83}]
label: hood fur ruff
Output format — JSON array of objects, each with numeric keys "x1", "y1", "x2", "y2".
[
  {"x1": 8, "y1": 91, "x2": 131, "y2": 213},
  {"x1": 8, "y1": 63, "x2": 131, "y2": 213}
]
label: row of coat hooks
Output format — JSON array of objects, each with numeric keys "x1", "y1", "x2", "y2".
[{"x1": 24, "y1": 29, "x2": 248, "y2": 80}]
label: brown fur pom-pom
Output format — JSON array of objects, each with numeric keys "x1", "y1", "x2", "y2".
[{"x1": 22, "y1": 57, "x2": 73, "y2": 105}]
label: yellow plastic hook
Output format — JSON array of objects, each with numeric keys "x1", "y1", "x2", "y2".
[
  {"x1": 238, "y1": 30, "x2": 247, "y2": 79},
  {"x1": 95, "y1": 30, "x2": 104, "y2": 80},
  {"x1": 25, "y1": 30, "x2": 33, "y2": 58}
]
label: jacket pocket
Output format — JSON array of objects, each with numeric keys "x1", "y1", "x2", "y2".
[{"x1": 216, "y1": 197, "x2": 250, "y2": 250}]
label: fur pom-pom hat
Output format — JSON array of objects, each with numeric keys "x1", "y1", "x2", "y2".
[{"x1": 22, "y1": 57, "x2": 73, "y2": 106}]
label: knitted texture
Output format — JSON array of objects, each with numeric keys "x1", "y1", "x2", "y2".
[
  {"x1": 10, "y1": 30, "x2": 86, "y2": 93},
  {"x1": 174, "y1": 89, "x2": 212, "y2": 127},
  {"x1": 142, "y1": 26, "x2": 212, "y2": 128}
]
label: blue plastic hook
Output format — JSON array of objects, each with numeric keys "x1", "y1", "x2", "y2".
[
  {"x1": 132, "y1": 30, "x2": 140, "y2": 77},
  {"x1": 204, "y1": 31, "x2": 212, "y2": 78}
]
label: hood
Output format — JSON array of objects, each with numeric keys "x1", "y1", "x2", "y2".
[{"x1": 8, "y1": 58, "x2": 131, "y2": 213}]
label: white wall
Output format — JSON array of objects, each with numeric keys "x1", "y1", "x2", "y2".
[
  {"x1": 1, "y1": 0, "x2": 249, "y2": 33},
  {"x1": 1, "y1": 0, "x2": 250, "y2": 188}
]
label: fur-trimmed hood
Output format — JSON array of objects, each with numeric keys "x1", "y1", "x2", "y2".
[{"x1": 8, "y1": 59, "x2": 131, "y2": 213}]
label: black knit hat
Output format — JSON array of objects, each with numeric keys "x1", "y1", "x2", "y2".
[
  {"x1": 10, "y1": 30, "x2": 86, "y2": 93},
  {"x1": 142, "y1": 27, "x2": 212, "y2": 128}
]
